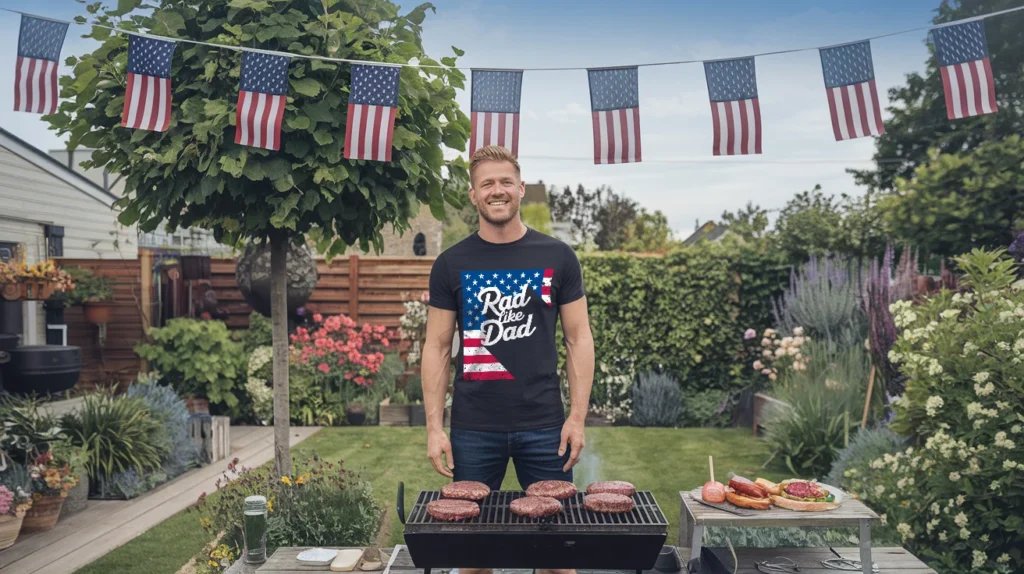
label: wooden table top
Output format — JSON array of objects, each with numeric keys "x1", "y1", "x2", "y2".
[
  {"x1": 699, "y1": 546, "x2": 935, "y2": 574},
  {"x1": 680, "y1": 488, "x2": 879, "y2": 527}
]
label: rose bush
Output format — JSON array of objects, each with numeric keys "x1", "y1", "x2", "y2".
[
  {"x1": 290, "y1": 313, "x2": 390, "y2": 386},
  {"x1": 843, "y1": 249, "x2": 1023, "y2": 573}
]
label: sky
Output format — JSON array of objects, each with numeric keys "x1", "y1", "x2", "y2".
[{"x1": 0, "y1": 0, "x2": 951, "y2": 238}]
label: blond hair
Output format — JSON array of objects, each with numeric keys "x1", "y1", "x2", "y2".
[{"x1": 469, "y1": 145, "x2": 521, "y2": 186}]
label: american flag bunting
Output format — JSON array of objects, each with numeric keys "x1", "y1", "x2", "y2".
[
  {"x1": 235, "y1": 51, "x2": 290, "y2": 151},
  {"x1": 819, "y1": 41, "x2": 885, "y2": 141},
  {"x1": 931, "y1": 21, "x2": 998, "y2": 120},
  {"x1": 470, "y1": 69, "x2": 523, "y2": 157},
  {"x1": 122, "y1": 35, "x2": 176, "y2": 132},
  {"x1": 345, "y1": 64, "x2": 400, "y2": 162},
  {"x1": 705, "y1": 57, "x2": 761, "y2": 155},
  {"x1": 14, "y1": 15, "x2": 68, "y2": 115},
  {"x1": 588, "y1": 67, "x2": 642, "y2": 164}
]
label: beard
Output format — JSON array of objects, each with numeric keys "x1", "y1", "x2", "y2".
[{"x1": 477, "y1": 197, "x2": 520, "y2": 226}]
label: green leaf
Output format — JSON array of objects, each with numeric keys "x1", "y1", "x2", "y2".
[
  {"x1": 269, "y1": 193, "x2": 300, "y2": 228},
  {"x1": 220, "y1": 155, "x2": 245, "y2": 178},
  {"x1": 312, "y1": 130, "x2": 333, "y2": 146},
  {"x1": 291, "y1": 77, "x2": 322, "y2": 98},
  {"x1": 303, "y1": 100, "x2": 336, "y2": 124},
  {"x1": 285, "y1": 139, "x2": 311, "y2": 157},
  {"x1": 314, "y1": 167, "x2": 335, "y2": 184},
  {"x1": 286, "y1": 115, "x2": 311, "y2": 130},
  {"x1": 274, "y1": 174, "x2": 295, "y2": 192},
  {"x1": 311, "y1": 60, "x2": 338, "y2": 72},
  {"x1": 151, "y1": 10, "x2": 186, "y2": 35},
  {"x1": 451, "y1": 46, "x2": 465, "y2": 57},
  {"x1": 112, "y1": 0, "x2": 141, "y2": 17}
]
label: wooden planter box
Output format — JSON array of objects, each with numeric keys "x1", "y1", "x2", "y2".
[
  {"x1": 189, "y1": 415, "x2": 230, "y2": 463},
  {"x1": 752, "y1": 392, "x2": 792, "y2": 437},
  {"x1": 1, "y1": 281, "x2": 57, "y2": 301},
  {"x1": 379, "y1": 404, "x2": 411, "y2": 426}
]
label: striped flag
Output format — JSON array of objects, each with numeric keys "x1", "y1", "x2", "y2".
[
  {"x1": 345, "y1": 63, "x2": 400, "y2": 162},
  {"x1": 234, "y1": 51, "x2": 290, "y2": 151},
  {"x1": 122, "y1": 35, "x2": 176, "y2": 132},
  {"x1": 931, "y1": 21, "x2": 998, "y2": 120},
  {"x1": 588, "y1": 66, "x2": 641, "y2": 164},
  {"x1": 14, "y1": 15, "x2": 68, "y2": 115},
  {"x1": 819, "y1": 41, "x2": 884, "y2": 141},
  {"x1": 470, "y1": 69, "x2": 523, "y2": 157},
  {"x1": 704, "y1": 57, "x2": 761, "y2": 155}
]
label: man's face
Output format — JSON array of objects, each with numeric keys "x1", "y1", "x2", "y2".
[{"x1": 469, "y1": 160, "x2": 524, "y2": 226}]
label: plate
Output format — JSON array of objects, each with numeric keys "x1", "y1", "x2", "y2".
[
  {"x1": 297, "y1": 548, "x2": 339, "y2": 564},
  {"x1": 690, "y1": 480, "x2": 848, "y2": 510}
]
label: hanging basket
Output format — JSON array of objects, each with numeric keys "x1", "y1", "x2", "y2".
[
  {"x1": 20, "y1": 494, "x2": 65, "y2": 534},
  {"x1": 0, "y1": 512, "x2": 26, "y2": 550}
]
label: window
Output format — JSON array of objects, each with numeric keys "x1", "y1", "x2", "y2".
[
  {"x1": 44, "y1": 225, "x2": 64, "y2": 258},
  {"x1": 0, "y1": 242, "x2": 17, "y2": 263},
  {"x1": 413, "y1": 232, "x2": 426, "y2": 256}
]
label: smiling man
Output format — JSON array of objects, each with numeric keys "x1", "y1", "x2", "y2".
[{"x1": 421, "y1": 145, "x2": 595, "y2": 574}]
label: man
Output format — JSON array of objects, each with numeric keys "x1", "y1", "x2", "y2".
[{"x1": 421, "y1": 145, "x2": 595, "y2": 574}]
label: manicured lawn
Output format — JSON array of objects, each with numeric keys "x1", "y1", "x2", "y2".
[{"x1": 78, "y1": 426, "x2": 785, "y2": 572}]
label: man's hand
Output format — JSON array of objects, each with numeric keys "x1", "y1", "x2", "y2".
[
  {"x1": 427, "y1": 428, "x2": 454, "y2": 478},
  {"x1": 558, "y1": 417, "x2": 585, "y2": 472}
]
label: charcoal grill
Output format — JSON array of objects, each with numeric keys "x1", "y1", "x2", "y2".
[{"x1": 398, "y1": 482, "x2": 669, "y2": 574}]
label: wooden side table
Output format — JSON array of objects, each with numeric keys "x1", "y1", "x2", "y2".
[{"x1": 679, "y1": 489, "x2": 880, "y2": 574}]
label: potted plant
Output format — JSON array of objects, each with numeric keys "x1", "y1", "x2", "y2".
[
  {"x1": 0, "y1": 464, "x2": 34, "y2": 550},
  {"x1": 21, "y1": 449, "x2": 78, "y2": 533},
  {"x1": 65, "y1": 268, "x2": 116, "y2": 324},
  {"x1": 378, "y1": 391, "x2": 411, "y2": 426},
  {"x1": 346, "y1": 400, "x2": 367, "y2": 426}
]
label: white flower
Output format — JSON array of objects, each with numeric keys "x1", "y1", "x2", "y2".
[
  {"x1": 879, "y1": 514, "x2": 887, "y2": 525},
  {"x1": 762, "y1": 349, "x2": 773, "y2": 358},
  {"x1": 761, "y1": 338, "x2": 772, "y2": 348},
  {"x1": 926, "y1": 359, "x2": 943, "y2": 376},
  {"x1": 941, "y1": 309, "x2": 961, "y2": 320},
  {"x1": 925, "y1": 395, "x2": 944, "y2": 417},
  {"x1": 870, "y1": 458, "x2": 885, "y2": 470},
  {"x1": 960, "y1": 527, "x2": 971, "y2": 540},
  {"x1": 875, "y1": 485, "x2": 885, "y2": 496},
  {"x1": 973, "y1": 372, "x2": 990, "y2": 383},
  {"x1": 956, "y1": 494, "x2": 966, "y2": 506},
  {"x1": 793, "y1": 326, "x2": 804, "y2": 336},
  {"x1": 975, "y1": 382, "x2": 995, "y2": 397},
  {"x1": 998, "y1": 341, "x2": 1011, "y2": 351},
  {"x1": 897, "y1": 478, "x2": 908, "y2": 490},
  {"x1": 1004, "y1": 460, "x2": 1019, "y2": 471},
  {"x1": 1012, "y1": 424, "x2": 1022, "y2": 434},
  {"x1": 938, "y1": 531, "x2": 947, "y2": 541},
  {"x1": 998, "y1": 553, "x2": 1011, "y2": 564},
  {"x1": 931, "y1": 502, "x2": 940, "y2": 515},
  {"x1": 896, "y1": 523, "x2": 913, "y2": 541},
  {"x1": 994, "y1": 432, "x2": 1016, "y2": 449},
  {"x1": 954, "y1": 512, "x2": 968, "y2": 527},
  {"x1": 973, "y1": 550, "x2": 987, "y2": 569},
  {"x1": 949, "y1": 471, "x2": 961, "y2": 481},
  {"x1": 963, "y1": 341, "x2": 978, "y2": 353},
  {"x1": 991, "y1": 480, "x2": 1001, "y2": 491},
  {"x1": 753, "y1": 360, "x2": 764, "y2": 370}
]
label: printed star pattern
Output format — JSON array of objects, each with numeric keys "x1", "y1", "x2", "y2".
[
  {"x1": 588, "y1": 66, "x2": 641, "y2": 164},
  {"x1": 818, "y1": 41, "x2": 884, "y2": 141},
  {"x1": 930, "y1": 21, "x2": 997, "y2": 119},
  {"x1": 704, "y1": 57, "x2": 761, "y2": 155},
  {"x1": 349, "y1": 64, "x2": 400, "y2": 107},
  {"x1": 345, "y1": 64, "x2": 401, "y2": 162},
  {"x1": 14, "y1": 15, "x2": 68, "y2": 114},
  {"x1": 235, "y1": 51, "x2": 290, "y2": 151},
  {"x1": 470, "y1": 69, "x2": 523, "y2": 156},
  {"x1": 122, "y1": 35, "x2": 177, "y2": 132}
]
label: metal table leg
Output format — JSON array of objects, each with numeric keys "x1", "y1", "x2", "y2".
[
  {"x1": 679, "y1": 497, "x2": 704, "y2": 563},
  {"x1": 689, "y1": 525, "x2": 705, "y2": 564},
  {"x1": 859, "y1": 519, "x2": 874, "y2": 574}
]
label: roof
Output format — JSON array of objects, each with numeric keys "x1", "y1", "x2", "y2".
[
  {"x1": 0, "y1": 127, "x2": 118, "y2": 206},
  {"x1": 682, "y1": 221, "x2": 729, "y2": 246},
  {"x1": 523, "y1": 183, "x2": 547, "y2": 205}
]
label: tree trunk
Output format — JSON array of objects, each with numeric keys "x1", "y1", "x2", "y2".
[{"x1": 270, "y1": 236, "x2": 292, "y2": 478}]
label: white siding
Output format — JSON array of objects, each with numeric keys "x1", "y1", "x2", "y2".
[
  {"x1": 0, "y1": 146, "x2": 136, "y2": 261},
  {"x1": 0, "y1": 218, "x2": 46, "y2": 344}
]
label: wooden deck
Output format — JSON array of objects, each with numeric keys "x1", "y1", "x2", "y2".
[{"x1": 0, "y1": 425, "x2": 321, "y2": 574}]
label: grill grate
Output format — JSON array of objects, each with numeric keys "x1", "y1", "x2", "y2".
[{"x1": 406, "y1": 490, "x2": 668, "y2": 529}]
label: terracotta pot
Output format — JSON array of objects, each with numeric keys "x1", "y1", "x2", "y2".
[
  {"x1": 21, "y1": 494, "x2": 64, "y2": 533},
  {"x1": 0, "y1": 512, "x2": 25, "y2": 550},
  {"x1": 186, "y1": 397, "x2": 210, "y2": 414},
  {"x1": 83, "y1": 302, "x2": 117, "y2": 324}
]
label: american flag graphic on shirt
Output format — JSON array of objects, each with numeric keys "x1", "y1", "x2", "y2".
[
  {"x1": 930, "y1": 21, "x2": 998, "y2": 120},
  {"x1": 819, "y1": 41, "x2": 885, "y2": 141},
  {"x1": 122, "y1": 35, "x2": 177, "y2": 132},
  {"x1": 704, "y1": 57, "x2": 761, "y2": 155},
  {"x1": 460, "y1": 268, "x2": 554, "y2": 381},
  {"x1": 588, "y1": 67, "x2": 642, "y2": 164},
  {"x1": 345, "y1": 63, "x2": 400, "y2": 162},
  {"x1": 470, "y1": 69, "x2": 523, "y2": 157},
  {"x1": 235, "y1": 51, "x2": 290, "y2": 151},
  {"x1": 14, "y1": 15, "x2": 68, "y2": 115}
]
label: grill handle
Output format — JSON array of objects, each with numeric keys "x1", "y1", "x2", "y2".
[{"x1": 397, "y1": 481, "x2": 406, "y2": 524}]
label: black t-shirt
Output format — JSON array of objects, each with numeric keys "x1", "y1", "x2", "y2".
[{"x1": 429, "y1": 228, "x2": 586, "y2": 432}]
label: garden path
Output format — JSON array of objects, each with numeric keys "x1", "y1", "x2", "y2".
[{"x1": 0, "y1": 425, "x2": 321, "y2": 574}]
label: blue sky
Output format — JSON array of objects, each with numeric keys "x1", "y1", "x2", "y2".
[{"x1": 0, "y1": 0, "x2": 952, "y2": 237}]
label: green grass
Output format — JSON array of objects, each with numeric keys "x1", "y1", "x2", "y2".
[{"x1": 75, "y1": 427, "x2": 785, "y2": 572}]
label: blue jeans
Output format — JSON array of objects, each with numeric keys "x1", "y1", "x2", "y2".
[{"x1": 451, "y1": 425, "x2": 571, "y2": 490}]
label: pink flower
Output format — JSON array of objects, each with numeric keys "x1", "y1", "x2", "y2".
[
  {"x1": 0, "y1": 485, "x2": 14, "y2": 515},
  {"x1": 317, "y1": 363, "x2": 330, "y2": 374},
  {"x1": 753, "y1": 360, "x2": 764, "y2": 370},
  {"x1": 313, "y1": 313, "x2": 323, "y2": 323},
  {"x1": 761, "y1": 368, "x2": 771, "y2": 375},
  {"x1": 744, "y1": 328, "x2": 757, "y2": 340}
]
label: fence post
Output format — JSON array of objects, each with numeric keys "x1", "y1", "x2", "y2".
[{"x1": 349, "y1": 255, "x2": 360, "y2": 321}]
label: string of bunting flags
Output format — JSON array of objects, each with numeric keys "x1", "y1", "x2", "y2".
[{"x1": 8, "y1": 6, "x2": 1019, "y2": 163}]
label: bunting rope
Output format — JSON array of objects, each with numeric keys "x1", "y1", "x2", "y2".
[{"x1": 3, "y1": 5, "x2": 1024, "y2": 70}]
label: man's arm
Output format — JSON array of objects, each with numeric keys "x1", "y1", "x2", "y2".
[
  {"x1": 423, "y1": 305, "x2": 457, "y2": 477},
  {"x1": 558, "y1": 296, "x2": 594, "y2": 471}
]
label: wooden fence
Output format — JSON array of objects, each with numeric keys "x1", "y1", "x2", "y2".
[{"x1": 59, "y1": 252, "x2": 434, "y2": 390}]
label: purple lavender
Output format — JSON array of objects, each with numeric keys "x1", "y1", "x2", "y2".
[
  {"x1": 1010, "y1": 232, "x2": 1024, "y2": 278},
  {"x1": 860, "y1": 242, "x2": 906, "y2": 397}
]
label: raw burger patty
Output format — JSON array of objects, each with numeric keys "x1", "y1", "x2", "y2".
[
  {"x1": 526, "y1": 480, "x2": 578, "y2": 499},
  {"x1": 511, "y1": 496, "x2": 563, "y2": 518},
  {"x1": 441, "y1": 480, "x2": 491, "y2": 501},
  {"x1": 427, "y1": 499, "x2": 480, "y2": 521},
  {"x1": 586, "y1": 480, "x2": 636, "y2": 497},
  {"x1": 584, "y1": 493, "x2": 635, "y2": 513}
]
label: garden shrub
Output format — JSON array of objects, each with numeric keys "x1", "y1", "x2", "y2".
[
  {"x1": 193, "y1": 456, "x2": 383, "y2": 559},
  {"x1": 843, "y1": 249, "x2": 1024, "y2": 573},
  {"x1": 630, "y1": 372, "x2": 682, "y2": 427},
  {"x1": 772, "y1": 255, "x2": 866, "y2": 348},
  {"x1": 135, "y1": 319, "x2": 246, "y2": 409},
  {"x1": 127, "y1": 374, "x2": 202, "y2": 476},
  {"x1": 679, "y1": 389, "x2": 734, "y2": 428},
  {"x1": 825, "y1": 426, "x2": 905, "y2": 489}
]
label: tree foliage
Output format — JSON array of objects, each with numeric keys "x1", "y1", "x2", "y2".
[
  {"x1": 849, "y1": 0, "x2": 1024, "y2": 192},
  {"x1": 521, "y1": 203, "x2": 552, "y2": 235},
  {"x1": 881, "y1": 135, "x2": 1024, "y2": 257},
  {"x1": 621, "y1": 209, "x2": 674, "y2": 253},
  {"x1": 48, "y1": 0, "x2": 469, "y2": 254},
  {"x1": 547, "y1": 184, "x2": 647, "y2": 250}
]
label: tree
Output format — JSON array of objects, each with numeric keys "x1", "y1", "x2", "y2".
[
  {"x1": 621, "y1": 209, "x2": 674, "y2": 253},
  {"x1": 521, "y1": 203, "x2": 552, "y2": 235},
  {"x1": 881, "y1": 135, "x2": 1024, "y2": 257},
  {"x1": 50, "y1": 0, "x2": 469, "y2": 477},
  {"x1": 774, "y1": 185, "x2": 844, "y2": 263},
  {"x1": 719, "y1": 201, "x2": 771, "y2": 242},
  {"x1": 593, "y1": 191, "x2": 638, "y2": 250},
  {"x1": 849, "y1": 0, "x2": 1024, "y2": 192},
  {"x1": 547, "y1": 184, "x2": 638, "y2": 250}
]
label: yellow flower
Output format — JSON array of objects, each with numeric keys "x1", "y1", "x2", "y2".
[
  {"x1": 295, "y1": 475, "x2": 305, "y2": 485},
  {"x1": 200, "y1": 517, "x2": 212, "y2": 529},
  {"x1": 209, "y1": 560, "x2": 219, "y2": 567},
  {"x1": 281, "y1": 476, "x2": 292, "y2": 486},
  {"x1": 267, "y1": 499, "x2": 273, "y2": 512}
]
